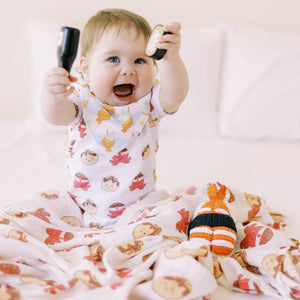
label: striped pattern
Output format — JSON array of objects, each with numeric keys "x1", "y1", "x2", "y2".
[{"x1": 188, "y1": 184, "x2": 237, "y2": 255}]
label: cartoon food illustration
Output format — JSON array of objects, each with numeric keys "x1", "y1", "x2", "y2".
[
  {"x1": 81, "y1": 84, "x2": 91, "y2": 108},
  {"x1": 89, "y1": 243, "x2": 104, "y2": 262},
  {"x1": 28, "y1": 208, "x2": 51, "y2": 223},
  {"x1": 240, "y1": 223, "x2": 273, "y2": 249},
  {"x1": 144, "y1": 100, "x2": 150, "y2": 115},
  {"x1": 8, "y1": 230, "x2": 27, "y2": 242},
  {"x1": 117, "y1": 240, "x2": 144, "y2": 255},
  {"x1": 262, "y1": 254, "x2": 284, "y2": 277},
  {"x1": 142, "y1": 144, "x2": 150, "y2": 160},
  {"x1": 176, "y1": 208, "x2": 190, "y2": 234},
  {"x1": 153, "y1": 169, "x2": 157, "y2": 183},
  {"x1": 232, "y1": 250, "x2": 261, "y2": 274},
  {"x1": 44, "y1": 228, "x2": 74, "y2": 245},
  {"x1": 245, "y1": 192, "x2": 262, "y2": 220},
  {"x1": 290, "y1": 286, "x2": 300, "y2": 299},
  {"x1": 188, "y1": 184, "x2": 237, "y2": 255},
  {"x1": 61, "y1": 216, "x2": 82, "y2": 227},
  {"x1": 96, "y1": 109, "x2": 111, "y2": 124},
  {"x1": 109, "y1": 148, "x2": 131, "y2": 165},
  {"x1": 152, "y1": 276, "x2": 192, "y2": 299},
  {"x1": 121, "y1": 108, "x2": 133, "y2": 133},
  {"x1": 129, "y1": 173, "x2": 146, "y2": 191},
  {"x1": 68, "y1": 140, "x2": 75, "y2": 158},
  {"x1": 73, "y1": 173, "x2": 91, "y2": 191},
  {"x1": 165, "y1": 246, "x2": 209, "y2": 259},
  {"x1": 38, "y1": 190, "x2": 60, "y2": 199},
  {"x1": 101, "y1": 176, "x2": 120, "y2": 192},
  {"x1": 88, "y1": 222, "x2": 103, "y2": 230},
  {"x1": 148, "y1": 115, "x2": 159, "y2": 127},
  {"x1": 213, "y1": 261, "x2": 223, "y2": 279},
  {"x1": 133, "y1": 222, "x2": 162, "y2": 239},
  {"x1": 5, "y1": 211, "x2": 28, "y2": 218},
  {"x1": 21, "y1": 276, "x2": 57, "y2": 286},
  {"x1": 103, "y1": 103, "x2": 116, "y2": 113},
  {"x1": 78, "y1": 119, "x2": 87, "y2": 138},
  {"x1": 233, "y1": 274, "x2": 263, "y2": 294},
  {"x1": 74, "y1": 270, "x2": 101, "y2": 288},
  {"x1": 269, "y1": 212, "x2": 285, "y2": 229},
  {"x1": 0, "y1": 217, "x2": 9, "y2": 225},
  {"x1": 108, "y1": 203, "x2": 126, "y2": 218},
  {"x1": 0, "y1": 284, "x2": 21, "y2": 299},
  {"x1": 100, "y1": 131, "x2": 115, "y2": 152},
  {"x1": 130, "y1": 206, "x2": 157, "y2": 223},
  {"x1": 81, "y1": 150, "x2": 99, "y2": 165},
  {"x1": 0, "y1": 263, "x2": 20, "y2": 275},
  {"x1": 83, "y1": 198, "x2": 98, "y2": 214}
]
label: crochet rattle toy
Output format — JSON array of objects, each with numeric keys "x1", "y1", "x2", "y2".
[{"x1": 188, "y1": 184, "x2": 237, "y2": 255}]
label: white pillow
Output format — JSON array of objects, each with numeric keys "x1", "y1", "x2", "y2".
[
  {"x1": 26, "y1": 18, "x2": 81, "y2": 133},
  {"x1": 219, "y1": 24, "x2": 300, "y2": 140},
  {"x1": 159, "y1": 25, "x2": 224, "y2": 138}
]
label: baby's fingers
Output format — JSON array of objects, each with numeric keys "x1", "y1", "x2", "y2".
[
  {"x1": 164, "y1": 22, "x2": 181, "y2": 36},
  {"x1": 159, "y1": 33, "x2": 180, "y2": 45},
  {"x1": 50, "y1": 84, "x2": 74, "y2": 98},
  {"x1": 47, "y1": 73, "x2": 72, "y2": 87}
]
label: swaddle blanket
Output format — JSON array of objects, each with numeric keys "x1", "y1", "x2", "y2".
[{"x1": 0, "y1": 182, "x2": 299, "y2": 300}]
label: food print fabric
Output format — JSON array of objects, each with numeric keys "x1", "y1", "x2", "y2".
[
  {"x1": 67, "y1": 81, "x2": 165, "y2": 229},
  {"x1": 0, "y1": 182, "x2": 299, "y2": 300}
]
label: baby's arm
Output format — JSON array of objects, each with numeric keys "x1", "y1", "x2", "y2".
[
  {"x1": 40, "y1": 67, "x2": 77, "y2": 126},
  {"x1": 157, "y1": 22, "x2": 189, "y2": 114}
]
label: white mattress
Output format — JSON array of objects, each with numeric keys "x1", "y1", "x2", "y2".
[{"x1": 1, "y1": 120, "x2": 299, "y2": 300}]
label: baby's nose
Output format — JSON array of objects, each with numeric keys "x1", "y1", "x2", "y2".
[{"x1": 120, "y1": 64, "x2": 135, "y2": 76}]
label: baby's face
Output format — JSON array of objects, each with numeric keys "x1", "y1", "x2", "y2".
[{"x1": 81, "y1": 27, "x2": 155, "y2": 106}]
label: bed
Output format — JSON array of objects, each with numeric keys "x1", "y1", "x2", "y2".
[{"x1": 0, "y1": 9, "x2": 300, "y2": 300}]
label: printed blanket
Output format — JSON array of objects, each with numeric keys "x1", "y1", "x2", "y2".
[{"x1": 0, "y1": 182, "x2": 299, "y2": 300}]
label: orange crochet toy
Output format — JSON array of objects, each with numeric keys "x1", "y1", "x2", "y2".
[{"x1": 188, "y1": 184, "x2": 237, "y2": 255}]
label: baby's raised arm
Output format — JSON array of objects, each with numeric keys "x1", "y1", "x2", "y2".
[
  {"x1": 40, "y1": 67, "x2": 77, "y2": 126},
  {"x1": 157, "y1": 22, "x2": 189, "y2": 114}
]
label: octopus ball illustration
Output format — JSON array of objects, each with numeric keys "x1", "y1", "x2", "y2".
[
  {"x1": 83, "y1": 198, "x2": 98, "y2": 214},
  {"x1": 81, "y1": 150, "x2": 99, "y2": 166},
  {"x1": 101, "y1": 176, "x2": 120, "y2": 192}
]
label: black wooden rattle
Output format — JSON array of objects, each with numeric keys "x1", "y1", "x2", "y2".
[
  {"x1": 145, "y1": 24, "x2": 171, "y2": 60},
  {"x1": 57, "y1": 26, "x2": 80, "y2": 73}
]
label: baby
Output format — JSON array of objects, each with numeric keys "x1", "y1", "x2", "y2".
[{"x1": 40, "y1": 8, "x2": 189, "y2": 229}]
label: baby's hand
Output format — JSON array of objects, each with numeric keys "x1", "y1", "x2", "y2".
[
  {"x1": 44, "y1": 67, "x2": 77, "y2": 100},
  {"x1": 158, "y1": 22, "x2": 182, "y2": 61}
]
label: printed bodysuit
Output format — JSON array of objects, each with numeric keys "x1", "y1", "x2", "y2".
[{"x1": 67, "y1": 81, "x2": 167, "y2": 228}]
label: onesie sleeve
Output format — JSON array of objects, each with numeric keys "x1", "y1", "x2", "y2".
[
  {"x1": 68, "y1": 82, "x2": 83, "y2": 125},
  {"x1": 150, "y1": 82, "x2": 171, "y2": 119}
]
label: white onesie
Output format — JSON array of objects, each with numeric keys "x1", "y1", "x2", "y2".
[{"x1": 67, "y1": 81, "x2": 167, "y2": 228}]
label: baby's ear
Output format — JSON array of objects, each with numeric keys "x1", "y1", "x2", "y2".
[{"x1": 79, "y1": 57, "x2": 90, "y2": 80}]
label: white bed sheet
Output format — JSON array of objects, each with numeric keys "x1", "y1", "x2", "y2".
[{"x1": 1, "y1": 120, "x2": 299, "y2": 300}]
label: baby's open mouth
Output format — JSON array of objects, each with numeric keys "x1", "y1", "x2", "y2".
[{"x1": 113, "y1": 84, "x2": 134, "y2": 101}]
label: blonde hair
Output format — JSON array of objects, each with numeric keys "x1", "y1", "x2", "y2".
[{"x1": 81, "y1": 8, "x2": 152, "y2": 57}]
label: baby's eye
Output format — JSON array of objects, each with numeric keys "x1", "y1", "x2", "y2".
[
  {"x1": 108, "y1": 56, "x2": 120, "y2": 63},
  {"x1": 135, "y1": 58, "x2": 146, "y2": 64}
]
